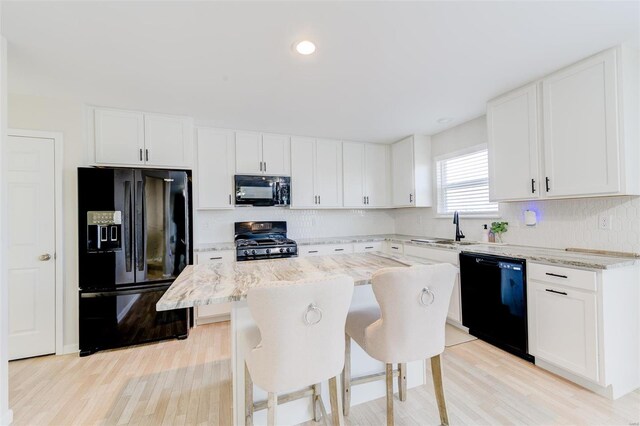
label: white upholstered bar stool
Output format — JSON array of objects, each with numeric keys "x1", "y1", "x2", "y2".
[
  {"x1": 244, "y1": 274, "x2": 354, "y2": 426},
  {"x1": 342, "y1": 264, "x2": 457, "y2": 426}
]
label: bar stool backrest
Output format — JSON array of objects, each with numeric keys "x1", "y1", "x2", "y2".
[
  {"x1": 366, "y1": 264, "x2": 457, "y2": 363},
  {"x1": 246, "y1": 274, "x2": 355, "y2": 393}
]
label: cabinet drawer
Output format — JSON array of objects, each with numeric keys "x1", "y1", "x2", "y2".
[
  {"x1": 195, "y1": 250, "x2": 236, "y2": 264},
  {"x1": 529, "y1": 263, "x2": 597, "y2": 292},
  {"x1": 353, "y1": 242, "x2": 383, "y2": 253}
]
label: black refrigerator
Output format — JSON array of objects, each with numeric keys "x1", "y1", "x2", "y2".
[{"x1": 78, "y1": 167, "x2": 191, "y2": 356}]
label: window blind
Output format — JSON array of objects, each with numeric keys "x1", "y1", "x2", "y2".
[{"x1": 436, "y1": 149, "x2": 498, "y2": 215}]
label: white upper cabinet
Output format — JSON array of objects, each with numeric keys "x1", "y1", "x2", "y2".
[
  {"x1": 92, "y1": 107, "x2": 193, "y2": 168},
  {"x1": 343, "y1": 142, "x2": 389, "y2": 207},
  {"x1": 196, "y1": 128, "x2": 235, "y2": 209},
  {"x1": 144, "y1": 114, "x2": 192, "y2": 168},
  {"x1": 290, "y1": 137, "x2": 342, "y2": 208},
  {"x1": 94, "y1": 109, "x2": 145, "y2": 165},
  {"x1": 542, "y1": 49, "x2": 621, "y2": 198},
  {"x1": 487, "y1": 45, "x2": 639, "y2": 201},
  {"x1": 262, "y1": 134, "x2": 291, "y2": 175},
  {"x1": 391, "y1": 135, "x2": 431, "y2": 207},
  {"x1": 235, "y1": 132, "x2": 290, "y2": 175},
  {"x1": 235, "y1": 131, "x2": 263, "y2": 174},
  {"x1": 487, "y1": 83, "x2": 540, "y2": 201}
]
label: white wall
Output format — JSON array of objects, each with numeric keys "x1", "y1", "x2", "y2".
[
  {"x1": 394, "y1": 117, "x2": 640, "y2": 253},
  {"x1": 197, "y1": 208, "x2": 395, "y2": 243},
  {"x1": 7, "y1": 93, "x2": 86, "y2": 352}
]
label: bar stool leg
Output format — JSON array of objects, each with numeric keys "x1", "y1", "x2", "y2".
[
  {"x1": 342, "y1": 333, "x2": 351, "y2": 416},
  {"x1": 244, "y1": 363, "x2": 254, "y2": 426},
  {"x1": 430, "y1": 354, "x2": 449, "y2": 426},
  {"x1": 313, "y1": 383, "x2": 322, "y2": 422},
  {"x1": 329, "y1": 376, "x2": 344, "y2": 426},
  {"x1": 385, "y1": 363, "x2": 394, "y2": 426},
  {"x1": 267, "y1": 392, "x2": 278, "y2": 426},
  {"x1": 398, "y1": 363, "x2": 407, "y2": 402}
]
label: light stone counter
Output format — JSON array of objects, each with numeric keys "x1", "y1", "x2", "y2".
[{"x1": 157, "y1": 252, "x2": 435, "y2": 311}]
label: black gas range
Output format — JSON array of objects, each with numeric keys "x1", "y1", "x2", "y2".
[{"x1": 235, "y1": 221, "x2": 298, "y2": 261}]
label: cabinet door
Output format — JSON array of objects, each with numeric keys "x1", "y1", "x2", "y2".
[
  {"x1": 315, "y1": 139, "x2": 343, "y2": 208},
  {"x1": 235, "y1": 132, "x2": 263, "y2": 174},
  {"x1": 290, "y1": 137, "x2": 316, "y2": 208},
  {"x1": 542, "y1": 49, "x2": 620, "y2": 197},
  {"x1": 391, "y1": 137, "x2": 415, "y2": 206},
  {"x1": 94, "y1": 109, "x2": 144, "y2": 165},
  {"x1": 144, "y1": 115, "x2": 191, "y2": 167},
  {"x1": 196, "y1": 128, "x2": 235, "y2": 209},
  {"x1": 342, "y1": 142, "x2": 365, "y2": 207},
  {"x1": 262, "y1": 134, "x2": 291, "y2": 175},
  {"x1": 529, "y1": 281, "x2": 598, "y2": 381},
  {"x1": 365, "y1": 143, "x2": 388, "y2": 207},
  {"x1": 487, "y1": 84, "x2": 540, "y2": 201}
]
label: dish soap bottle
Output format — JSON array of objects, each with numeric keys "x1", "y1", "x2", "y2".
[{"x1": 481, "y1": 224, "x2": 490, "y2": 242}]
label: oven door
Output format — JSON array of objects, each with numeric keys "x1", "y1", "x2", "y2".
[{"x1": 235, "y1": 175, "x2": 278, "y2": 206}]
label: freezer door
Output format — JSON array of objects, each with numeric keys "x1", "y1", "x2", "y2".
[{"x1": 134, "y1": 169, "x2": 190, "y2": 284}]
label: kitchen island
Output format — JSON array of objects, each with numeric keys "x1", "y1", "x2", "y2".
[{"x1": 158, "y1": 252, "x2": 445, "y2": 426}]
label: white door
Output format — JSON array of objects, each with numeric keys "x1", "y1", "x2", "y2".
[
  {"x1": 7, "y1": 136, "x2": 56, "y2": 360},
  {"x1": 235, "y1": 131, "x2": 262, "y2": 174},
  {"x1": 365, "y1": 143, "x2": 388, "y2": 207},
  {"x1": 290, "y1": 137, "x2": 316, "y2": 208},
  {"x1": 391, "y1": 137, "x2": 415, "y2": 206},
  {"x1": 94, "y1": 109, "x2": 144, "y2": 165},
  {"x1": 315, "y1": 139, "x2": 342, "y2": 208},
  {"x1": 144, "y1": 114, "x2": 190, "y2": 167},
  {"x1": 196, "y1": 128, "x2": 235, "y2": 209},
  {"x1": 342, "y1": 142, "x2": 365, "y2": 207},
  {"x1": 542, "y1": 49, "x2": 620, "y2": 197},
  {"x1": 487, "y1": 83, "x2": 541, "y2": 201},
  {"x1": 262, "y1": 134, "x2": 290, "y2": 175}
]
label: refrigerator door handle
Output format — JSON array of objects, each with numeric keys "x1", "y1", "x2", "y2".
[
  {"x1": 135, "y1": 177, "x2": 145, "y2": 273},
  {"x1": 124, "y1": 180, "x2": 133, "y2": 272},
  {"x1": 80, "y1": 285, "x2": 170, "y2": 298}
]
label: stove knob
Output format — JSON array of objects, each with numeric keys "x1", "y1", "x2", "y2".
[
  {"x1": 251, "y1": 250, "x2": 256, "y2": 255},
  {"x1": 280, "y1": 248, "x2": 285, "y2": 253},
  {"x1": 286, "y1": 247, "x2": 291, "y2": 253},
  {"x1": 266, "y1": 248, "x2": 271, "y2": 254},
  {"x1": 244, "y1": 250, "x2": 249, "y2": 255}
]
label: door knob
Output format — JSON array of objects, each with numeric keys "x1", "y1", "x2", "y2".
[{"x1": 39, "y1": 253, "x2": 52, "y2": 261}]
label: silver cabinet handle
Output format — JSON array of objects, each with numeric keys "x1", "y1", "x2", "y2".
[
  {"x1": 409, "y1": 193, "x2": 413, "y2": 203},
  {"x1": 209, "y1": 256, "x2": 223, "y2": 260},
  {"x1": 145, "y1": 149, "x2": 149, "y2": 162},
  {"x1": 229, "y1": 194, "x2": 232, "y2": 205},
  {"x1": 318, "y1": 195, "x2": 320, "y2": 204},
  {"x1": 264, "y1": 161, "x2": 267, "y2": 172},
  {"x1": 259, "y1": 161, "x2": 263, "y2": 171},
  {"x1": 39, "y1": 253, "x2": 52, "y2": 261},
  {"x1": 139, "y1": 149, "x2": 143, "y2": 162}
]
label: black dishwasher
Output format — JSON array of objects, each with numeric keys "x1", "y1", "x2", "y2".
[{"x1": 459, "y1": 252, "x2": 533, "y2": 362}]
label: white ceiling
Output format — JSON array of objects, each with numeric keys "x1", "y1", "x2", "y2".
[{"x1": 3, "y1": 1, "x2": 639, "y2": 143}]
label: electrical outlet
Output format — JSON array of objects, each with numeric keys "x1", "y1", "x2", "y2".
[{"x1": 598, "y1": 215, "x2": 612, "y2": 230}]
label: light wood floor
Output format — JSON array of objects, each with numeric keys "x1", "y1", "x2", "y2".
[{"x1": 9, "y1": 322, "x2": 640, "y2": 426}]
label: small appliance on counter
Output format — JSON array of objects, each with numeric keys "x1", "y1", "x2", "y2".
[
  {"x1": 77, "y1": 167, "x2": 192, "y2": 356},
  {"x1": 235, "y1": 175, "x2": 290, "y2": 206},
  {"x1": 459, "y1": 252, "x2": 533, "y2": 362},
  {"x1": 235, "y1": 221, "x2": 297, "y2": 261}
]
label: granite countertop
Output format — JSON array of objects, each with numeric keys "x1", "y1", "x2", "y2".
[
  {"x1": 157, "y1": 252, "x2": 437, "y2": 311},
  {"x1": 194, "y1": 234, "x2": 638, "y2": 270}
]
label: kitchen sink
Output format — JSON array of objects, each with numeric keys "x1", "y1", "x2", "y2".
[{"x1": 411, "y1": 239, "x2": 477, "y2": 246}]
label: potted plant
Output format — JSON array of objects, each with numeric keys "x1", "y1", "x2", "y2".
[{"x1": 491, "y1": 221, "x2": 509, "y2": 243}]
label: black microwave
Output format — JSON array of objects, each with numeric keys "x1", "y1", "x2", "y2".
[{"x1": 235, "y1": 175, "x2": 290, "y2": 206}]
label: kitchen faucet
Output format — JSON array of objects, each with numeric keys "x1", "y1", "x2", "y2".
[{"x1": 453, "y1": 211, "x2": 465, "y2": 241}]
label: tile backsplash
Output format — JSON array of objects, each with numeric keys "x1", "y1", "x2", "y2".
[
  {"x1": 195, "y1": 208, "x2": 396, "y2": 243},
  {"x1": 394, "y1": 196, "x2": 640, "y2": 254}
]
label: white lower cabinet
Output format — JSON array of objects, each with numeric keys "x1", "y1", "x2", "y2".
[
  {"x1": 528, "y1": 280, "x2": 598, "y2": 381},
  {"x1": 194, "y1": 251, "x2": 235, "y2": 324},
  {"x1": 353, "y1": 241, "x2": 383, "y2": 253},
  {"x1": 403, "y1": 244, "x2": 462, "y2": 324},
  {"x1": 298, "y1": 244, "x2": 353, "y2": 257}
]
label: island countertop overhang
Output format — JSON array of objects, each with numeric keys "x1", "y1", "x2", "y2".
[{"x1": 156, "y1": 253, "x2": 441, "y2": 311}]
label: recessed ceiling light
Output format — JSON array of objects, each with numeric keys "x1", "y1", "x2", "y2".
[
  {"x1": 295, "y1": 40, "x2": 316, "y2": 55},
  {"x1": 437, "y1": 117, "x2": 453, "y2": 124}
]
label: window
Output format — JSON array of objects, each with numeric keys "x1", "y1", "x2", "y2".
[{"x1": 436, "y1": 147, "x2": 498, "y2": 215}]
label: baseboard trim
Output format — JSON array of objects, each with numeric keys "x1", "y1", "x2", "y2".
[
  {"x1": 535, "y1": 359, "x2": 613, "y2": 399},
  {"x1": 60, "y1": 344, "x2": 78, "y2": 356},
  {"x1": 2, "y1": 409, "x2": 13, "y2": 425}
]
